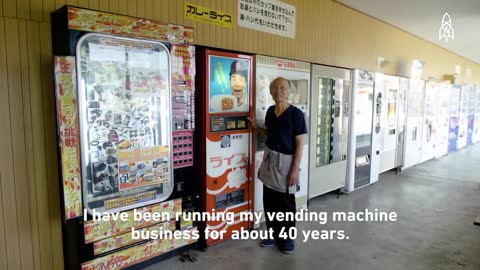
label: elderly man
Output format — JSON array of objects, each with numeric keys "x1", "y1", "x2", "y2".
[{"x1": 249, "y1": 77, "x2": 307, "y2": 254}]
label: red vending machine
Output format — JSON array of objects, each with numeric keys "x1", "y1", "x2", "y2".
[
  {"x1": 52, "y1": 6, "x2": 198, "y2": 270},
  {"x1": 197, "y1": 49, "x2": 255, "y2": 247}
]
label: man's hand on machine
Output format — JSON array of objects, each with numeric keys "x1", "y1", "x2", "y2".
[{"x1": 247, "y1": 117, "x2": 257, "y2": 129}]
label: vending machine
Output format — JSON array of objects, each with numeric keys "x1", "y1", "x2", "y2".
[
  {"x1": 448, "y1": 85, "x2": 462, "y2": 152},
  {"x1": 52, "y1": 6, "x2": 198, "y2": 270},
  {"x1": 457, "y1": 85, "x2": 470, "y2": 149},
  {"x1": 435, "y1": 83, "x2": 451, "y2": 158},
  {"x1": 346, "y1": 70, "x2": 380, "y2": 192},
  {"x1": 376, "y1": 74, "x2": 401, "y2": 173},
  {"x1": 420, "y1": 81, "x2": 439, "y2": 162},
  {"x1": 395, "y1": 78, "x2": 409, "y2": 169},
  {"x1": 309, "y1": 65, "x2": 350, "y2": 198},
  {"x1": 474, "y1": 86, "x2": 480, "y2": 143},
  {"x1": 403, "y1": 79, "x2": 425, "y2": 169},
  {"x1": 467, "y1": 85, "x2": 477, "y2": 145},
  {"x1": 254, "y1": 56, "x2": 310, "y2": 215},
  {"x1": 196, "y1": 49, "x2": 254, "y2": 247}
]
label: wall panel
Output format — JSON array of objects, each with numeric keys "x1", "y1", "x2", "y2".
[
  {"x1": 55, "y1": 0, "x2": 66, "y2": 10},
  {"x1": 88, "y1": 0, "x2": 99, "y2": 10},
  {"x1": 39, "y1": 22, "x2": 63, "y2": 270},
  {"x1": 30, "y1": 0, "x2": 42, "y2": 21},
  {"x1": 26, "y1": 19, "x2": 55, "y2": 270},
  {"x1": 5, "y1": 17, "x2": 35, "y2": 270},
  {"x1": 118, "y1": 0, "x2": 127, "y2": 15},
  {"x1": 108, "y1": 0, "x2": 118, "y2": 14},
  {"x1": 77, "y1": 0, "x2": 88, "y2": 8},
  {"x1": 18, "y1": 0, "x2": 30, "y2": 19},
  {"x1": 67, "y1": 0, "x2": 77, "y2": 7},
  {"x1": 20, "y1": 19, "x2": 42, "y2": 270},
  {"x1": 99, "y1": 0, "x2": 108, "y2": 12},
  {"x1": 3, "y1": 0, "x2": 16, "y2": 17},
  {"x1": 0, "y1": 17, "x2": 22, "y2": 270},
  {"x1": 0, "y1": 174, "x2": 7, "y2": 270},
  {"x1": 0, "y1": 17, "x2": 9, "y2": 270},
  {"x1": 136, "y1": 0, "x2": 145, "y2": 18},
  {"x1": 127, "y1": 0, "x2": 136, "y2": 16},
  {"x1": 43, "y1": 0, "x2": 54, "y2": 22},
  {"x1": 26, "y1": 20, "x2": 45, "y2": 270},
  {"x1": 145, "y1": 0, "x2": 153, "y2": 19}
]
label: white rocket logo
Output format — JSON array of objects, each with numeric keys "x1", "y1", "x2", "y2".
[{"x1": 439, "y1": 12, "x2": 454, "y2": 43}]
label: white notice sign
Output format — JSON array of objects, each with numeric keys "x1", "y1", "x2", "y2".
[{"x1": 238, "y1": 0, "x2": 296, "y2": 39}]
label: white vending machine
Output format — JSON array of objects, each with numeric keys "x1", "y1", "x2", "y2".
[
  {"x1": 457, "y1": 85, "x2": 470, "y2": 149},
  {"x1": 420, "y1": 81, "x2": 439, "y2": 162},
  {"x1": 395, "y1": 78, "x2": 409, "y2": 169},
  {"x1": 435, "y1": 83, "x2": 451, "y2": 158},
  {"x1": 376, "y1": 74, "x2": 401, "y2": 173},
  {"x1": 448, "y1": 85, "x2": 462, "y2": 152},
  {"x1": 474, "y1": 86, "x2": 480, "y2": 143},
  {"x1": 467, "y1": 85, "x2": 477, "y2": 145},
  {"x1": 403, "y1": 79, "x2": 425, "y2": 169},
  {"x1": 254, "y1": 56, "x2": 311, "y2": 215},
  {"x1": 346, "y1": 70, "x2": 381, "y2": 192},
  {"x1": 309, "y1": 65, "x2": 350, "y2": 199}
]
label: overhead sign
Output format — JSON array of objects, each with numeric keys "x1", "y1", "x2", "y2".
[
  {"x1": 238, "y1": 0, "x2": 296, "y2": 39},
  {"x1": 185, "y1": 2, "x2": 233, "y2": 28}
]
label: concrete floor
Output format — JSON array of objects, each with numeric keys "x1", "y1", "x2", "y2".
[{"x1": 146, "y1": 144, "x2": 480, "y2": 270}]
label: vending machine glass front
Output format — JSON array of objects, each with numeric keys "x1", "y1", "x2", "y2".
[
  {"x1": 315, "y1": 78, "x2": 333, "y2": 167},
  {"x1": 77, "y1": 34, "x2": 173, "y2": 214}
]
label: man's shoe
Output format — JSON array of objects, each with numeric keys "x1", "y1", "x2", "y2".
[
  {"x1": 280, "y1": 240, "x2": 294, "y2": 254},
  {"x1": 259, "y1": 239, "x2": 276, "y2": 247}
]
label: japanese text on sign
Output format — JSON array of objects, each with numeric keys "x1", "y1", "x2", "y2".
[
  {"x1": 185, "y1": 3, "x2": 233, "y2": 29},
  {"x1": 238, "y1": 0, "x2": 296, "y2": 39},
  {"x1": 54, "y1": 57, "x2": 83, "y2": 220}
]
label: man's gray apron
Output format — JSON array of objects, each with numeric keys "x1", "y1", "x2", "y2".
[{"x1": 258, "y1": 147, "x2": 297, "y2": 194}]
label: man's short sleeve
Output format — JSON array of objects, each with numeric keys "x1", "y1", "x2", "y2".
[
  {"x1": 265, "y1": 106, "x2": 273, "y2": 129},
  {"x1": 294, "y1": 109, "x2": 308, "y2": 136}
]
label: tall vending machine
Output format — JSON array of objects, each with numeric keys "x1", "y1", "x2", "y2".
[
  {"x1": 420, "y1": 81, "x2": 439, "y2": 162},
  {"x1": 52, "y1": 6, "x2": 198, "y2": 270},
  {"x1": 403, "y1": 79, "x2": 425, "y2": 169},
  {"x1": 474, "y1": 86, "x2": 480, "y2": 143},
  {"x1": 395, "y1": 78, "x2": 409, "y2": 169},
  {"x1": 457, "y1": 85, "x2": 470, "y2": 149},
  {"x1": 254, "y1": 56, "x2": 310, "y2": 216},
  {"x1": 346, "y1": 70, "x2": 381, "y2": 192},
  {"x1": 435, "y1": 83, "x2": 451, "y2": 158},
  {"x1": 196, "y1": 49, "x2": 254, "y2": 246},
  {"x1": 448, "y1": 85, "x2": 462, "y2": 152},
  {"x1": 309, "y1": 65, "x2": 350, "y2": 198},
  {"x1": 376, "y1": 74, "x2": 401, "y2": 173},
  {"x1": 467, "y1": 85, "x2": 477, "y2": 145}
]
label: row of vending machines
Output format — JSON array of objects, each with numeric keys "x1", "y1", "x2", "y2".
[
  {"x1": 51, "y1": 6, "x2": 480, "y2": 270},
  {"x1": 401, "y1": 81, "x2": 480, "y2": 167}
]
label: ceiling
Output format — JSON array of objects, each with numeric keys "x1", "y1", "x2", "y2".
[{"x1": 337, "y1": 0, "x2": 480, "y2": 64}]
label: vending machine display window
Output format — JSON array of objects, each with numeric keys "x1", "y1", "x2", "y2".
[
  {"x1": 255, "y1": 75, "x2": 310, "y2": 150},
  {"x1": 315, "y1": 78, "x2": 333, "y2": 167},
  {"x1": 355, "y1": 83, "x2": 374, "y2": 148},
  {"x1": 77, "y1": 33, "x2": 173, "y2": 214}
]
